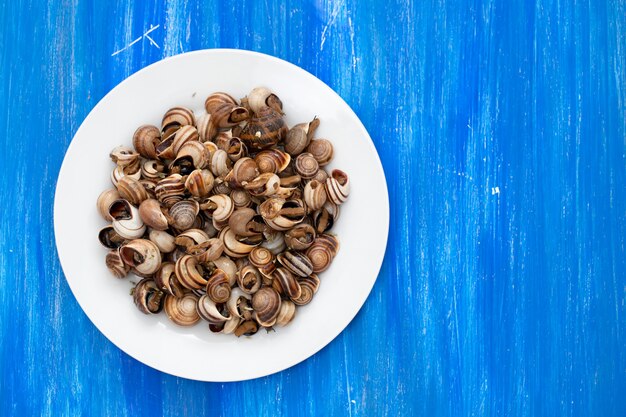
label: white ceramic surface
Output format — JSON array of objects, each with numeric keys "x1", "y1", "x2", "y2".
[{"x1": 54, "y1": 49, "x2": 389, "y2": 382}]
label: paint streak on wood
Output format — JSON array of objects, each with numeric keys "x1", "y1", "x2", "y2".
[{"x1": 0, "y1": 0, "x2": 625, "y2": 416}]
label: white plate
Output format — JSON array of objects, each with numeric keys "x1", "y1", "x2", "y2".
[{"x1": 54, "y1": 49, "x2": 389, "y2": 382}]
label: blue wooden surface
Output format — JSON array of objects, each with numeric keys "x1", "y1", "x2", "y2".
[{"x1": 1, "y1": 0, "x2": 625, "y2": 415}]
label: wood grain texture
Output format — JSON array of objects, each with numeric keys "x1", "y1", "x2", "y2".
[{"x1": 1, "y1": 0, "x2": 625, "y2": 415}]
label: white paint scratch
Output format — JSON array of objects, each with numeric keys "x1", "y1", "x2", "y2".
[
  {"x1": 320, "y1": 0, "x2": 344, "y2": 50},
  {"x1": 491, "y1": 186, "x2": 500, "y2": 195},
  {"x1": 347, "y1": 15, "x2": 357, "y2": 70},
  {"x1": 111, "y1": 24, "x2": 160, "y2": 56}
]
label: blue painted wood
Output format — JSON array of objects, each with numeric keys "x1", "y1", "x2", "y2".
[{"x1": 1, "y1": 0, "x2": 625, "y2": 415}]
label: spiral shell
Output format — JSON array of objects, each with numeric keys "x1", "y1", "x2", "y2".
[
  {"x1": 161, "y1": 106, "x2": 195, "y2": 132},
  {"x1": 277, "y1": 251, "x2": 314, "y2": 277},
  {"x1": 171, "y1": 141, "x2": 209, "y2": 174},
  {"x1": 164, "y1": 293, "x2": 200, "y2": 326},
  {"x1": 120, "y1": 239, "x2": 162, "y2": 275},
  {"x1": 259, "y1": 198, "x2": 307, "y2": 231},
  {"x1": 201, "y1": 194, "x2": 234, "y2": 224},
  {"x1": 275, "y1": 300, "x2": 296, "y2": 326},
  {"x1": 239, "y1": 107, "x2": 287, "y2": 150},
  {"x1": 213, "y1": 256, "x2": 238, "y2": 286},
  {"x1": 243, "y1": 173, "x2": 280, "y2": 197},
  {"x1": 303, "y1": 180, "x2": 327, "y2": 212},
  {"x1": 189, "y1": 238, "x2": 224, "y2": 263},
  {"x1": 109, "y1": 199, "x2": 146, "y2": 240},
  {"x1": 106, "y1": 249, "x2": 129, "y2": 278},
  {"x1": 157, "y1": 125, "x2": 199, "y2": 160},
  {"x1": 291, "y1": 274, "x2": 320, "y2": 306},
  {"x1": 133, "y1": 279, "x2": 164, "y2": 314},
  {"x1": 212, "y1": 180, "x2": 232, "y2": 196},
  {"x1": 210, "y1": 149, "x2": 232, "y2": 177},
  {"x1": 110, "y1": 145, "x2": 140, "y2": 169},
  {"x1": 206, "y1": 269, "x2": 231, "y2": 303},
  {"x1": 210, "y1": 103, "x2": 250, "y2": 128},
  {"x1": 175, "y1": 255, "x2": 210, "y2": 290},
  {"x1": 168, "y1": 200, "x2": 200, "y2": 231},
  {"x1": 111, "y1": 165, "x2": 141, "y2": 188},
  {"x1": 312, "y1": 201, "x2": 340, "y2": 233},
  {"x1": 284, "y1": 224, "x2": 316, "y2": 251},
  {"x1": 154, "y1": 262, "x2": 185, "y2": 297},
  {"x1": 185, "y1": 169, "x2": 214, "y2": 197},
  {"x1": 220, "y1": 227, "x2": 259, "y2": 258},
  {"x1": 133, "y1": 125, "x2": 161, "y2": 159},
  {"x1": 97, "y1": 188, "x2": 121, "y2": 221},
  {"x1": 228, "y1": 208, "x2": 265, "y2": 237},
  {"x1": 224, "y1": 157, "x2": 259, "y2": 188},
  {"x1": 306, "y1": 139, "x2": 334, "y2": 166},
  {"x1": 99, "y1": 226, "x2": 126, "y2": 249},
  {"x1": 305, "y1": 234, "x2": 340, "y2": 273},
  {"x1": 117, "y1": 176, "x2": 149, "y2": 205},
  {"x1": 230, "y1": 189, "x2": 252, "y2": 208},
  {"x1": 252, "y1": 287, "x2": 281, "y2": 327},
  {"x1": 237, "y1": 265, "x2": 262, "y2": 294},
  {"x1": 325, "y1": 169, "x2": 350, "y2": 205},
  {"x1": 197, "y1": 113, "x2": 218, "y2": 142},
  {"x1": 138, "y1": 198, "x2": 168, "y2": 230},
  {"x1": 279, "y1": 175, "x2": 301, "y2": 188},
  {"x1": 272, "y1": 267, "x2": 302, "y2": 299},
  {"x1": 254, "y1": 149, "x2": 291, "y2": 174},
  {"x1": 174, "y1": 229, "x2": 209, "y2": 251},
  {"x1": 155, "y1": 174, "x2": 185, "y2": 207},
  {"x1": 226, "y1": 137, "x2": 247, "y2": 161},
  {"x1": 197, "y1": 295, "x2": 230, "y2": 324},
  {"x1": 149, "y1": 229, "x2": 176, "y2": 253},
  {"x1": 141, "y1": 160, "x2": 165, "y2": 180},
  {"x1": 294, "y1": 152, "x2": 319, "y2": 179},
  {"x1": 260, "y1": 230, "x2": 286, "y2": 255},
  {"x1": 205, "y1": 92, "x2": 238, "y2": 114},
  {"x1": 284, "y1": 117, "x2": 320, "y2": 156},
  {"x1": 247, "y1": 87, "x2": 283, "y2": 115}
]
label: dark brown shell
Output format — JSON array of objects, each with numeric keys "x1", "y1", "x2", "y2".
[
  {"x1": 133, "y1": 278, "x2": 164, "y2": 314},
  {"x1": 132, "y1": 125, "x2": 161, "y2": 159},
  {"x1": 252, "y1": 287, "x2": 281, "y2": 327},
  {"x1": 206, "y1": 269, "x2": 232, "y2": 303},
  {"x1": 239, "y1": 107, "x2": 287, "y2": 150}
]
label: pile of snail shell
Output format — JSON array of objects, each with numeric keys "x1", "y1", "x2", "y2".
[{"x1": 96, "y1": 87, "x2": 350, "y2": 337}]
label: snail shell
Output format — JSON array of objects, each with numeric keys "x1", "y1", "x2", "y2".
[
  {"x1": 306, "y1": 139, "x2": 334, "y2": 166},
  {"x1": 292, "y1": 274, "x2": 320, "y2": 306},
  {"x1": 325, "y1": 169, "x2": 350, "y2": 205},
  {"x1": 224, "y1": 157, "x2": 259, "y2": 188},
  {"x1": 277, "y1": 251, "x2": 314, "y2": 277},
  {"x1": 157, "y1": 125, "x2": 199, "y2": 160},
  {"x1": 164, "y1": 293, "x2": 200, "y2": 326},
  {"x1": 139, "y1": 179, "x2": 158, "y2": 200},
  {"x1": 106, "y1": 249, "x2": 129, "y2": 278},
  {"x1": 97, "y1": 188, "x2": 121, "y2": 221},
  {"x1": 161, "y1": 106, "x2": 196, "y2": 132},
  {"x1": 272, "y1": 267, "x2": 302, "y2": 299},
  {"x1": 228, "y1": 208, "x2": 265, "y2": 237},
  {"x1": 175, "y1": 255, "x2": 209, "y2": 290},
  {"x1": 312, "y1": 169, "x2": 329, "y2": 183},
  {"x1": 201, "y1": 194, "x2": 234, "y2": 224},
  {"x1": 138, "y1": 199, "x2": 168, "y2": 230},
  {"x1": 205, "y1": 92, "x2": 238, "y2": 114},
  {"x1": 214, "y1": 130, "x2": 233, "y2": 150},
  {"x1": 247, "y1": 86, "x2": 283, "y2": 115},
  {"x1": 230, "y1": 189, "x2": 252, "y2": 208},
  {"x1": 109, "y1": 199, "x2": 146, "y2": 240},
  {"x1": 239, "y1": 106, "x2": 287, "y2": 150},
  {"x1": 189, "y1": 238, "x2": 224, "y2": 263},
  {"x1": 234, "y1": 319, "x2": 259, "y2": 337},
  {"x1": 237, "y1": 265, "x2": 262, "y2": 294},
  {"x1": 275, "y1": 300, "x2": 296, "y2": 326},
  {"x1": 185, "y1": 169, "x2": 214, "y2": 197},
  {"x1": 219, "y1": 226, "x2": 259, "y2": 258},
  {"x1": 254, "y1": 149, "x2": 291, "y2": 174},
  {"x1": 209, "y1": 149, "x2": 232, "y2": 177},
  {"x1": 120, "y1": 239, "x2": 162, "y2": 275},
  {"x1": 141, "y1": 160, "x2": 166, "y2": 180},
  {"x1": 171, "y1": 141, "x2": 209, "y2": 174},
  {"x1": 312, "y1": 201, "x2": 340, "y2": 234},
  {"x1": 154, "y1": 262, "x2": 185, "y2": 297},
  {"x1": 222, "y1": 316, "x2": 241, "y2": 334},
  {"x1": 133, "y1": 279, "x2": 164, "y2": 314},
  {"x1": 252, "y1": 287, "x2": 281, "y2": 327},
  {"x1": 243, "y1": 173, "x2": 280, "y2": 197},
  {"x1": 213, "y1": 256, "x2": 238, "y2": 286},
  {"x1": 305, "y1": 234, "x2": 340, "y2": 273},
  {"x1": 260, "y1": 230, "x2": 286, "y2": 254},
  {"x1": 227, "y1": 287, "x2": 252, "y2": 319},
  {"x1": 197, "y1": 295, "x2": 230, "y2": 324},
  {"x1": 284, "y1": 223, "x2": 316, "y2": 251},
  {"x1": 110, "y1": 145, "x2": 140, "y2": 169},
  {"x1": 110, "y1": 165, "x2": 141, "y2": 187},
  {"x1": 155, "y1": 174, "x2": 185, "y2": 207},
  {"x1": 294, "y1": 152, "x2": 319, "y2": 179},
  {"x1": 212, "y1": 180, "x2": 232, "y2": 196},
  {"x1": 196, "y1": 113, "x2": 218, "y2": 142},
  {"x1": 210, "y1": 103, "x2": 250, "y2": 128},
  {"x1": 168, "y1": 199, "x2": 200, "y2": 231},
  {"x1": 284, "y1": 117, "x2": 320, "y2": 156},
  {"x1": 117, "y1": 176, "x2": 149, "y2": 206},
  {"x1": 206, "y1": 269, "x2": 231, "y2": 303},
  {"x1": 99, "y1": 225, "x2": 126, "y2": 249},
  {"x1": 248, "y1": 247, "x2": 276, "y2": 278},
  {"x1": 279, "y1": 174, "x2": 301, "y2": 188},
  {"x1": 303, "y1": 180, "x2": 327, "y2": 212},
  {"x1": 226, "y1": 137, "x2": 247, "y2": 161},
  {"x1": 174, "y1": 229, "x2": 209, "y2": 252},
  {"x1": 132, "y1": 125, "x2": 161, "y2": 159},
  {"x1": 259, "y1": 198, "x2": 306, "y2": 231},
  {"x1": 149, "y1": 229, "x2": 176, "y2": 253}
]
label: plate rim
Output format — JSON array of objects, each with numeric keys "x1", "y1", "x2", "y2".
[{"x1": 53, "y1": 48, "x2": 390, "y2": 382}]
